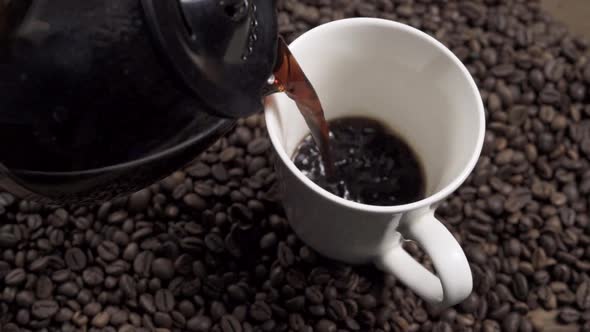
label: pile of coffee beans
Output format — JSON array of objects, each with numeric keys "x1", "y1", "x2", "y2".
[{"x1": 1, "y1": 0, "x2": 590, "y2": 331}]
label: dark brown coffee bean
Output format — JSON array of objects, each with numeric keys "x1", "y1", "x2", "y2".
[
  {"x1": 309, "y1": 304, "x2": 326, "y2": 317},
  {"x1": 184, "y1": 193, "x2": 207, "y2": 210},
  {"x1": 358, "y1": 294, "x2": 377, "y2": 310},
  {"x1": 249, "y1": 301, "x2": 272, "y2": 321},
  {"x1": 220, "y1": 314, "x2": 242, "y2": 332},
  {"x1": 529, "y1": 69, "x2": 545, "y2": 90},
  {"x1": 513, "y1": 273, "x2": 529, "y2": 301},
  {"x1": 105, "y1": 260, "x2": 129, "y2": 276},
  {"x1": 327, "y1": 300, "x2": 347, "y2": 321},
  {"x1": 28, "y1": 255, "x2": 49, "y2": 272},
  {"x1": 283, "y1": 295, "x2": 303, "y2": 313},
  {"x1": 120, "y1": 274, "x2": 137, "y2": 299},
  {"x1": 492, "y1": 64, "x2": 515, "y2": 77},
  {"x1": 16, "y1": 290, "x2": 34, "y2": 306},
  {"x1": 0, "y1": 261, "x2": 10, "y2": 280},
  {"x1": 187, "y1": 162, "x2": 211, "y2": 178},
  {"x1": 128, "y1": 189, "x2": 151, "y2": 212},
  {"x1": 139, "y1": 294, "x2": 156, "y2": 314},
  {"x1": 558, "y1": 307, "x2": 580, "y2": 323},
  {"x1": 35, "y1": 275, "x2": 53, "y2": 299},
  {"x1": 482, "y1": 319, "x2": 500, "y2": 332},
  {"x1": 97, "y1": 241, "x2": 120, "y2": 261},
  {"x1": 65, "y1": 248, "x2": 87, "y2": 271},
  {"x1": 84, "y1": 302, "x2": 102, "y2": 316},
  {"x1": 151, "y1": 257, "x2": 174, "y2": 280},
  {"x1": 0, "y1": 232, "x2": 18, "y2": 248},
  {"x1": 155, "y1": 289, "x2": 175, "y2": 312},
  {"x1": 576, "y1": 281, "x2": 590, "y2": 310},
  {"x1": 247, "y1": 138, "x2": 270, "y2": 155},
  {"x1": 286, "y1": 269, "x2": 306, "y2": 289},
  {"x1": 187, "y1": 316, "x2": 212, "y2": 332},
  {"x1": 278, "y1": 242, "x2": 294, "y2": 267},
  {"x1": 259, "y1": 232, "x2": 278, "y2": 250},
  {"x1": 5, "y1": 268, "x2": 26, "y2": 286},
  {"x1": 539, "y1": 87, "x2": 561, "y2": 105},
  {"x1": 83, "y1": 267, "x2": 104, "y2": 286},
  {"x1": 134, "y1": 251, "x2": 154, "y2": 277},
  {"x1": 503, "y1": 313, "x2": 520, "y2": 332},
  {"x1": 32, "y1": 300, "x2": 59, "y2": 319},
  {"x1": 212, "y1": 164, "x2": 229, "y2": 182},
  {"x1": 304, "y1": 286, "x2": 324, "y2": 304},
  {"x1": 55, "y1": 307, "x2": 73, "y2": 323},
  {"x1": 315, "y1": 319, "x2": 337, "y2": 332},
  {"x1": 56, "y1": 281, "x2": 79, "y2": 298},
  {"x1": 461, "y1": 292, "x2": 479, "y2": 313},
  {"x1": 507, "y1": 105, "x2": 528, "y2": 126},
  {"x1": 205, "y1": 233, "x2": 225, "y2": 254},
  {"x1": 153, "y1": 312, "x2": 172, "y2": 328},
  {"x1": 107, "y1": 210, "x2": 128, "y2": 224},
  {"x1": 481, "y1": 48, "x2": 498, "y2": 66},
  {"x1": 91, "y1": 311, "x2": 110, "y2": 328}
]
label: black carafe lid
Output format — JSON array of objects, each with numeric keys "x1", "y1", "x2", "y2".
[{"x1": 143, "y1": 0, "x2": 278, "y2": 118}]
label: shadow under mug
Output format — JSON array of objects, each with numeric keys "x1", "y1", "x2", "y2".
[{"x1": 265, "y1": 18, "x2": 485, "y2": 307}]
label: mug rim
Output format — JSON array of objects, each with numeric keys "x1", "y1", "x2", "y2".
[{"x1": 265, "y1": 17, "x2": 485, "y2": 214}]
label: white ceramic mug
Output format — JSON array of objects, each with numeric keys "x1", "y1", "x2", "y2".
[{"x1": 265, "y1": 18, "x2": 485, "y2": 307}]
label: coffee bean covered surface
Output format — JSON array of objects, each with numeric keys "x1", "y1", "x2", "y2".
[{"x1": 1, "y1": 0, "x2": 590, "y2": 331}]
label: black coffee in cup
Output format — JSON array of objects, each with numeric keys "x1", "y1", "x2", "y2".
[{"x1": 292, "y1": 116, "x2": 426, "y2": 206}]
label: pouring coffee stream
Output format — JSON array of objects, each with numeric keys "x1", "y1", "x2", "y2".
[
  {"x1": 0, "y1": 0, "x2": 334, "y2": 203},
  {"x1": 268, "y1": 38, "x2": 336, "y2": 179}
]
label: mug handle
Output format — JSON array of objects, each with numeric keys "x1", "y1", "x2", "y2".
[{"x1": 375, "y1": 211, "x2": 472, "y2": 307}]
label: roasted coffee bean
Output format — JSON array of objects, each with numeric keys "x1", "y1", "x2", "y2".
[
  {"x1": 65, "y1": 248, "x2": 87, "y2": 271},
  {"x1": 212, "y1": 164, "x2": 229, "y2": 182},
  {"x1": 97, "y1": 241, "x2": 120, "y2": 261},
  {"x1": 5, "y1": 268, "x2": 26, "y2": 286},
  {"x1": 220, "y1": 314, "x2": 242, "y2": 332},
  {"x1": 513, "y1": 273, "x2": 529, "y2": 300},
  {"x1": 187, "y1": 316, "x2": 212, "y2": 332},
  {"x1": 83, "y1": 267, "x2": 104, "y2": 286},
  {"x1": 285, "y1": 296, "x2": 305, "y2": 312},
  {"x1": 152, "y1": 258, "x2": 174, "y2": 280},
  {"x1": 184, "y1": 193, "x2": 207, "y2": 210},
  {"x1": 278, "y1": 242, "x2": 295, "y2": 267},
  {"x1": 29, "y1": 256, "x2": 49, "y2": 272},
  {"x1": 134, "y1": 251, "x2": 154, "y2": 277},
  {"x1": 32, "y1": 300, "x2": 59, "y2": 319},
  {"x1": 128, "y1": 189, "x2": 151, "y2": 212},
  {"x1": 309, "y1": 304, "x2": 326, "y2": 317},
  {"x1": 0, "y1": 232, "x2": 18, "y2": 248},
  {"x1": 247, "y1": 138, "x2": 271, "y2": 155},
  {"x1": 250, "y1": 301, "x2": 272, "y2": 321},
  {"x1": 119, "y1": 275, "x2": 137, "y2": 299},
  {"x1": 139, "y1": 294, "x2": 156, "y2": 314},
  {"x1": 304, "y1": 287, "x2": 324, "y2": 306},
  {"x1": 155, "y1": 289, "x2": 175, "y2": 312},
  {"x1": 84, "y1": 302, "x2": 102, "y2": 316},
  {"x1": 315, "y1": 319, "x2": 337, "y2": 332},
  {"x1": 327, "y1": 300, "x2": 347, "y2": 321},
  {"x1": 91, "y1": 311, "x2": 111, "y2": 328},
  {"x1": 492, "y1": 64, "x2": 515, "y2": 77},
  {"x1": 503, "y1": 313, "x2": 521, "y2": 332},
  {"x1": 558, "y1": 307, "x2": 581, "y2": 323},
  {"x1": 205, "y1": 233, "x2": 225, "y2": 253},
  {"x1": 16, "y1": 290, "x2": 34, "y2": 306},
  {"x1": 461, "y1": 292, "x2": 479, "y2": 313},
  {"x1": 35, "y1": 276, "x2": 53, "y2": 299}
]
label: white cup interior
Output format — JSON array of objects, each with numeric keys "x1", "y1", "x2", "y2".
[{"x1": 266, "y1": 18, "x2": 484, "y2": 205}]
